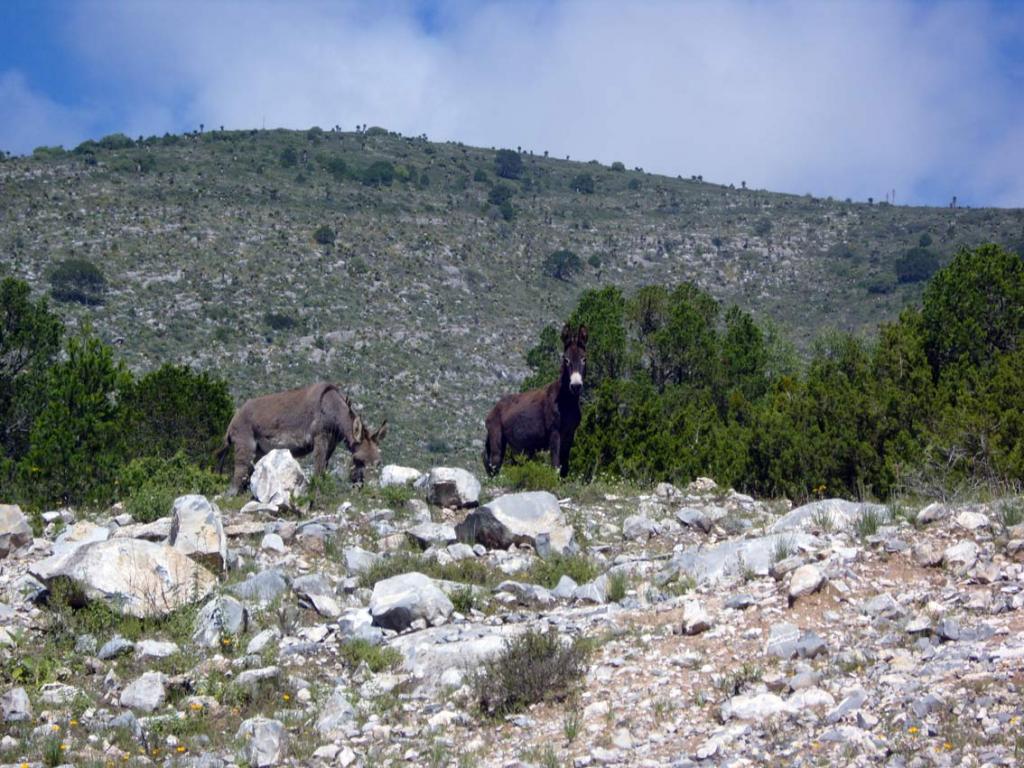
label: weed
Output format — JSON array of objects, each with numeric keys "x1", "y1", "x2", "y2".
[
  {"x1": 472, "y1": 629, "x2": 590, "y2": 718},
  {"x1": 771, "y1": 536, "x2": 795, "y2": 563},
  {"x1": 854, "y1": 508, "x2": 882, "y2": 539},
  {"x1": 562, "y1": 703, "x2": 582, "y2": 744},
  {"x1": 497, "y1": 457, "x2": 561, "y2": 493},
  {"x1": 998, "y1": 500, "x2": 1024, "y2": 529},
  {"x1": 810, "y1": 507, "x2": 835, "y2": 533},
  {"x1": 715, "y1": 662, "x2": 763, "y2": 697},
  {"x1": 339, "y1": 639, "x2": 402, "y2": 673},
  {"x1": 358, "y1": 552, "x2": 499, "y2": 589},
  {"x1": 607, "y1": 570, "x2": 629, "y2": 602},
  {"x1": 522, "y1": 554, "x2": 599, "y2": 590},
  {"x1": 42, "y1": 735, "x2": 66, "y2": 767}
]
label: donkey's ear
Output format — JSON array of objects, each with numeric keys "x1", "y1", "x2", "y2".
[
  {"x1": 561, "y1": 323, "x2": 574, "y2": 347},
  {"x1": 352, "y1": 416, "x2": 364, "y2": 442},
  {"x1": 374, "y1": 420, "x2": 388, "y2": 441},
  {"x1": 576, "y1": 324, "x2": 588, "y2": 348}
]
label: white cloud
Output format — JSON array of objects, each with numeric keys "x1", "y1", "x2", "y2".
[
  {"x1": 0, "y1": 70, "x2": 94, "y2": 154},
  {"x1": 11, "y1": 1, "x2": 1024, "y2": 205}
]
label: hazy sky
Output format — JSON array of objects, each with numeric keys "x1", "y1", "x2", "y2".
[{"x1": 2, "y1": 0, "x2": 1023, "y2": 207}]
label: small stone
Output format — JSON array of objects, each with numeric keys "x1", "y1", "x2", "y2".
[
  {"x1": 99, "y1": 634, "x2": 134, "y2": 659},
  {"x1": 120, "y1": 672, "x2": 167, "y2": 712},
  {"x1": 682, "y1": 599, "x2": 713, "y2": 635},
  {"x1": 135, "y1": 639, "x2": 179, "y2": 659},
  {"x1": 788, "y1": 564, "x2": 824, "y2": 605},
  {"x1": 916, "y1": 503, "x2": 948, "y2": 525},
  {"x1": 260, "y1": 533, "x2": 287, "y2": 553},
  {"x1": 955, "y1": 510, "x2": 990, "y2": 531},
  {"x1": 1, "y1": 687, "x2": 32, "y2": 722},
  {"x1": 912, "y1": 541, "x2": 943, "y2": 567},
  {"x1": 943, "y1": 541, "x2": 979, "y2": 572},
  {"x1": 236, "y1": 716, "x2": 288, "y2": 767}
]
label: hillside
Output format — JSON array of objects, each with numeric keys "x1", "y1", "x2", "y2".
[{"x1": 2, "y1": 128, "x2": 1022, "y2": 469}]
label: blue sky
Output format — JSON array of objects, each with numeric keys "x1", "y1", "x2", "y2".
[{"x1": 2, "y1": 0, "x2": 1023, "y2": 207}]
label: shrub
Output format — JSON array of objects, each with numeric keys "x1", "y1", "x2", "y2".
[
  {"x1": 895, "y1": 246, "x2": 939, "y2": 284},
  {"x1": 361, "y1": 160, "x2": 395, "y2": 186},
  {"x1": 313, "y1": 224, "x2": 336, "y2": 245},
  {"x1": 0, "y1": 278, "x2": 62, "y2": 462},
  {"x1": 120, "y1": 364, "x2": 234, "y2": 467},
  {"x1": 279, "y1": 146, "x2": 298, "y2": 167},
  {"x1": 339, "y1": 639, "x2": 401, "y2": 672},
  {"x1": 487, "y1": 183, "x2": 513, "y2": 207},
  {"x1": 48, "y1": 258, "x2": 107, "y2": 305},
  {"x1": 19, "y1": 329, "x2": 131, "y2": 506},
  {"x1": 494, "y1": 149, "x2": 523, "y2": 179},
  {"x1": 473, "y1": 168, "x2": 489, "y2": 183},
  {"x1": 324, "y1": 157, "x2": 347, "y2": 181},
  {"x1": 497, "y1": 457, "x2": 560, "y2": 492},
  {"x1": 570, "y1": 173, "x2": 595, "y2": 194},
  {"x1": 523, "y1": 554, "x2": 599, "y2": 589},
  {"x1": 264, "y1": 311, "x2": 298, "y2": 331},
  {"x1": 611, "y1": 161, "x2": 626, "y2": 172},
  {"x1": 543, "y1": 249, "x2": 582, "y2": 281},
  {"x1": 472, "y1": 629, "x2": 589, "y2": 717},
  {"x1": 98, "y1": 133, "x2": 135, "y2": 150},
  {"x1": 117, "y1": 453, "x2": 223, "y2": 522}
]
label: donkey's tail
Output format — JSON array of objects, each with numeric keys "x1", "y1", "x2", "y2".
[{"x1": 215, "y1": 435, "x2": 232, "y2": 474}]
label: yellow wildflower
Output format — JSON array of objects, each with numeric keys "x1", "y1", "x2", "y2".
[
  {"x1": 177, "y1": 746, "x2": 187, "y2": 754},
  {"x1": 282, "y1": 693, "x2": 291, "y2": 701},
  {"x1": 908, "y1": 726, "x2": 919, "y2": 735},
  {"x1": 51, "y1": 724, "x2": 61, "y2": 732},
  {"x1": 943, "y1": 742, "x2": 953, "y2": 751}
]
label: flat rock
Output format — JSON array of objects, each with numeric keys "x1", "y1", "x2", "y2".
[
  {"x1": 455, "y1": 491, "x2": 574, "y2": 555},
  {"x1": 52, "y1": 520, "x2": 110, "y2": 557},
  {"x1": 135, "y1": 639, "x2": 179, "y2": 659},
  {"x1": 230, "y1": 569, "x2": 289, "y2": 605},
  {"x1": 771, "y1": 499, "x2": 888, "y2": 533},
  {"x1": 194, "y1": 595, "x2": 248, "y2": 648},
  {"x1": 315, "y1": 685, "x2": 358, "y2": 737},
  {"x1": 30, "y1": 538, "x2": 216, "y2": 618},
  {"x1": 665, "y1": 532, "x2": 820, "y2": 585},
  {"x1": 406, "y1": 521, "x2": 457, "y2": 549},
  {"x1": 722, "y1": 692, "x2": 794, "y2": 722},
  {"x1": 916, "y1": 502, "x2": 949, "y2": 525},
  {"x1": 943, "y1": 540, "x2": 979, "y2": 572},
  {"x1": 622, "y1": 514, "x2": 660, "y2": 540},
  {"x1": 955, "y1": 510, "x2": 989, "y2": 531},
  {"x1": 676, "y1": 507, "x2": 712, "y2": 533}
]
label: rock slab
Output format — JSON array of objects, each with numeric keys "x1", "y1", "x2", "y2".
[{"x1": 456, "y1": 491, "x2": 574, "y2": 555}]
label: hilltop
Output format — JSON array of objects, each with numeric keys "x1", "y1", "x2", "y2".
[{"x1": 1, "y1": 128, "x2": 1022, "y2": 468}]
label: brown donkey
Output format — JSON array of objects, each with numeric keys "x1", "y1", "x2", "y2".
[
  {"x1": 484, "y1": 324, "x2": 588, "y2": 478},
  {"x1": 216, "y1": 382, "x2": 387, "y2": 493}
]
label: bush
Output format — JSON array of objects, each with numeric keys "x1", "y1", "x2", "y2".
[
  {"x1": 895, "y1": 246, "x2": 939, "y2": 284},
  {"x1": 0, "y1": 278, "x2": 62, "y2": 462},
  {"x1": 472, "y1": 629, "x2": 589, "y2": 717},
  {"x1": 98, "y1": 133, "x2": 135, "y2": 150},
  {"x1": 48, "y1": 259, "x2": 107, "y2": 305},
  {"x1": 611, "y1": 161, "x2": 626, "y2": 172},
  {"x1": 543, "y1": 249, "x2": 582, "y2": 281},
  {"x1": 523, "y1": 554, "x2": 599, "y2": 589},
  {"x1": 487, "y1": 183, "x2": 513, "y2": 207},
  {"x1": 313, "y1": 224, "x2": 336, "y2": 245},
  {"x1": 117, "y1": 453, "x2": 223, "y2": 522},
  {"x1": 570, "y1": 173, "x2": 595, "y2": 194},
  {"x1": 494, "y1": 149, "x2": 523, "y2": 180},
  {"x1": 339, "y1": 639, "x2": 401, "y2": 672},
  {"x1": 120, "y1": 364, "x2": 233, "y2": 467},
  {"x1": 264, "y1": 311, "x2": 298, "y2": 331},
  {"x1": 324, "y1": 157, "x2": 347, "y2": 181},
  {"x1": 279, "y1": 147, "x2": 298, "y2": 167},
  {"x1": 19, "y1": 329, "x2": 131, "y2": 506},
  {"x1": 360, "y1": 160, "x2": 395, "y2": 186},
  {"x1": 473, "y1": 168, "x2": 489, "y2": 183},
  {"x1": 497, "y1": 457, "x2": 561, "y2": 492}
]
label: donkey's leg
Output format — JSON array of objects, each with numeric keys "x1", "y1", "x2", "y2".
[
  {"x1": 230, "y1": 435, "x2": 257, "y2": 495},
  {"x1": 558, "y1": 435, "x2": 572, "y2": 479},
  {"x1": 549, "y1": 431, "x2": 562, "y2": 475},
  {"x1": 484, "y1": 419, "x2": 505, "y2": 477},
  {"x1": 312, "y1": 433, "x2": 332, "y2": 477}
]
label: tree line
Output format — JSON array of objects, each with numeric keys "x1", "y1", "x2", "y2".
[{"x1": 523, "y1": 244, "x2": 1024, "y2": 500}]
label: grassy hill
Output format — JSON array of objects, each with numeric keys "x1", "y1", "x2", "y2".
[{"x1": 2, "y1": 128, "x2": 1022, "y2": 469}]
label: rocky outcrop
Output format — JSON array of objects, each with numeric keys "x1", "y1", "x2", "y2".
[{"x1": 455, "y1": 491, "x2": 575, "y2": 555}]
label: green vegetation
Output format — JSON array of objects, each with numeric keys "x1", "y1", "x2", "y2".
[
  {"x1": 522, "y1": 553, "x2": 599, "y2": 589},
  {"x1": 48, "y1": 258, "x2": 107, "y2": 305},
  {"x1": 339, "y1": 638, "x2": 402, "y2": 672},
  {"x1": 472, "y1": 628, "x2": 590, "y2": 717},
  {"x1": 0, "y1": 281, "x2": 232, "y2": 509},
  {"x1": 521, "y1": 244, "x2": 1024, "y2": 500},
  {"x1": 544, "y1": 249, "x2": 583, "y2": 282}
]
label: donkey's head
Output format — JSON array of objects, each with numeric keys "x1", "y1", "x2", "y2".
[
  {"x1": 561, "y1": 323, "x2": 588, "y2": 396},
  {"x1": 349, "y1": 416, "x2": 387, "y2": 484}
]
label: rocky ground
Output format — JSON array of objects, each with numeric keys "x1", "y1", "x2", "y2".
[{"x1": 2, "y1": 453, "x2": 1024, "y2": 767}]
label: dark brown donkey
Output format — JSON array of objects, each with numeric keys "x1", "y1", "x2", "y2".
[
  {"x1": 484, "y1": 324, "x2": 588, "y2": 477},
  {"x1": 216, "y1": 382, "x2": 387, "y2": 493}
]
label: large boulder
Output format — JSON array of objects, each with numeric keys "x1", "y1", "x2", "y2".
[
  {"x1": 420, "y1": 467, "x2": 480, "y2": 508},
  {"x1": 369, "y1": 572, "x2": 454, "y2": 632},
  {"x1": 30, "y1": 539, "x2": 217, "y2": 618},
  {"x1": 169, "y1": 495, "x2": 227, "y2": 571},
  {"x1": 250, "y1": 450, "x2": 307, "y2": 507},
  {"x1": 389, "y1": 623, "x2": 522, "y2": 692},
  {"x1": 380, "y1": 465, "x2": 423, "y2": 487},
  {"x1": 455, "y1": 491, "x2": 575, "y2": 555},
  {"x1": 52, "y1": 520, "x2": 110, "y2": 557},
  {"x1": 0, "y1": 504, "x2": 32, "y2": 559}
]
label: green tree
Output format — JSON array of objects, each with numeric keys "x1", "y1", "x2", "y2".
[
  {"x1": 279, "y1": 146, "x2": 298, "y2": 167},
  {"x1": 570, "y1": 173, "x2": 595, "y2": 194},
  {"x1": 120, "y1": 364, "x2": 234, "y2": 468},
  {"x1": 0, "y1": 278, "x2": 63, "y2": 462},
  {"x1": 494, "y1": 149, "x2": 523, "y2": 180},
  {"x1": 325, "y1": 157, "x2": 347, "y2": 181},
  {"x1": 543, "y1": 249, "x2": 583, "y2": 282},
  {"x1": 48, "y1": 259, "x2": 107, "y2": 305},
  {"x1": 19, "y1": 329, "x2": 131, "y2": 506},
  {"x1": 361, "y1": 160, "x2": 395, "y2": 186},
  {"x1": 921, "y1": 244, "x2": 1024, "y2": 376},
  {"x1": 313, "y1": 224, "x2": 336, "y2": 245},
  {"x1": 487, "y1": 184, "x2": 514, "y2": 207},
  {"x1": 895, "y1": 246, "x2": 939, "y2": 284}
]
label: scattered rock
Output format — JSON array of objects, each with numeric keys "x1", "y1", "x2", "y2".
[
  {"x1": 622, "y1": 514, "x2": 660, "y2": 540},
  {"x1": 194, "y1": 595, "x2": 248, "y2": 648},
  {"x1": 406, "y1": 521, "x2": 457, "y2": 549},
  {"x1": 682, "y1": 599, "x2": 713, "y2": 634},
  {"x1": 120, "y1": 671, "x2": 167, "y2": 712},
  {"x1": 1, "y1": 686, "x2": 31, "y2": 722},
  {"x1": 943, "y1": 540, "x2": 979, "y2": 572},
  {"x1": 380, "y1": 465, "x2": 423, "y2": 487},
  {"x1": 237, "y1": 716, "x2": 288, "y2": 767},
  {"x1": 788, "y1": 564, "x2": 824, "y2": 605}
]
